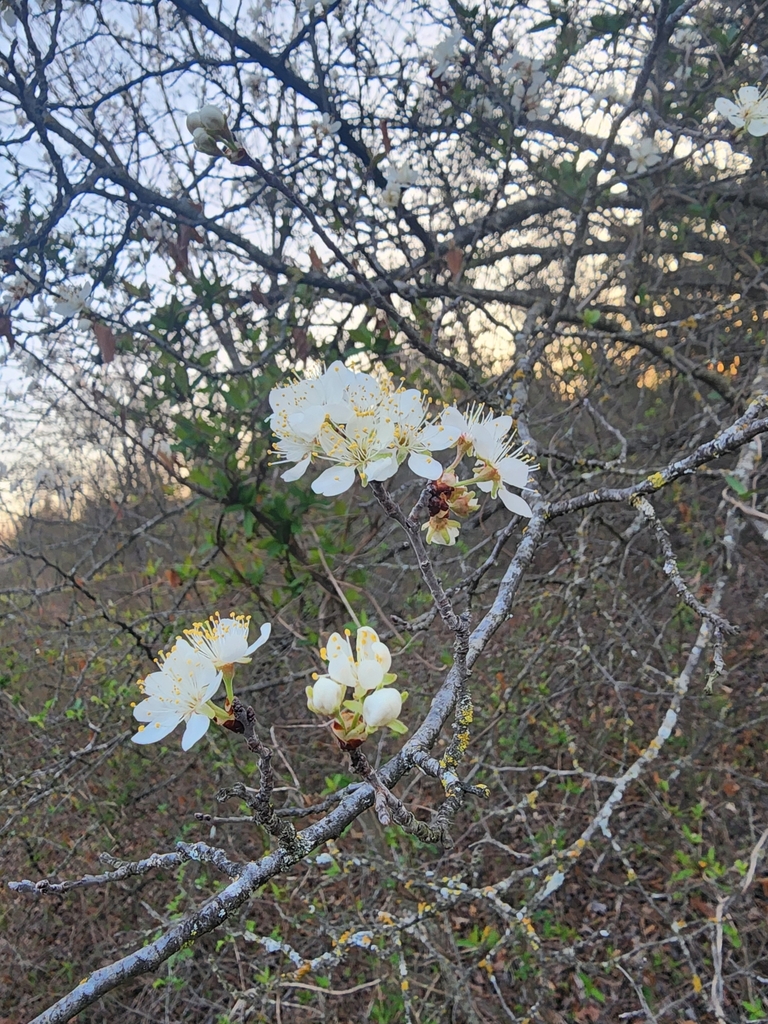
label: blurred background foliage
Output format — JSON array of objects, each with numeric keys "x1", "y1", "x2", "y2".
[{"x1": 1, "y1": 0, "x2": 768, "y2": 1020}]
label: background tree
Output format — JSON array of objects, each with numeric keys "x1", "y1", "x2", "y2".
[{"x1": 2, "y1": 0, "x2": 768, "y2": 1021}]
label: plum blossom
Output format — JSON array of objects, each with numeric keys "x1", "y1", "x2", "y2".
[
  {"x1": 430, "y1": 29, "x2": 463, "y2": 77},
  {"x1": 269, "y1": 361, "x2": 356, "y2": 480},
  {"x1": 503, "y1": 51, "x2": 549, "y2": 116},
  {"x1": 436, "y1": 403, "x2": 534, "y2": 519},
  {"x1": 313, "y1": 414, "x2": 398, "y2": 494},
  {"x1": 131, "y1": 638, "x2": 222, "y2": 751},
  {"x1": 715, "y1": 86, "x2": 768, "y2": 136},
  {"x1": 184, "y1": 613, "x2": 271, "y2": 670},
  {"x1": 53, "y1": 283, "x2": 91, "y2": 319},
  {"x1": 387, "y1": 389, "x2": 455, "y2": 480},
  {"x1": 380, "y1": 163, "x2": 418, "y2": 208},
  {"x1": 423, "y1": 510, "x2": 461, "y2": 546},
  {"x1": 322, "y1": 627, "x2": 393, "y2": 693},
  {"x1": 306, "y1": 675, "x2": 346, "y2": 715},
  {"x1": 472, "y1": 428, "x2": 533, "y2": 517},
  {"x1": 186, "y1": 104, "x2": 238, "y2": 156},
  {"x1": 627, "y1": 138, "x2": 662, "y2": 174},
  {"x1": 311, "y1": 113, "x2": 341, "y2": 139},
  {"x1": 187, "y1": 105, "x2": 228, "y2": 134}
]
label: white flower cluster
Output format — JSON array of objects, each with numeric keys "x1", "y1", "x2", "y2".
[
  {"x1": 268, "y1": 362, "x2": 535, "y2": 543},
  {"x1": 131, "y1": 613, "x2": 271, "y2": 751},
  {"x1": 306, "y1": 627, "x2": 407, "y2": 742},
  {"x1": 715, "y1": 85, "x2": 768, "y2": 137},
  {"x1": 501, "y1": 51, "x2": 549, "y2": 118},
  {"x1": 1, "y1": 270, "x2": 36, "y2": 310}
]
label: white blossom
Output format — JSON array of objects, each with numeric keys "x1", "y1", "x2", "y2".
[
  {"x1": 306, "y1": 675, "x2": 346, "y2": 715},
  {"x1": 441, "y1": 404, "x2": 534, "y2": 517},
  {"x1": 627, "y1": 137, "x2": 662, "y2": 174},
  {"x1": 131, "y1": 639, "x2": 222, "y2": 751},
  {"x1": 191, "y1": 126, "x2": 222, "y2": 156},
  {"x1": 715, "y1": 86, "x2": 768, "y2": 136},
  {"x1": 311, "y1": 113, "x2": 341, "y2": 139},
  {"x1": 387, "y1": 389, "x2": 454, "y2": 480},
  {"x1": 379, "y1": 163, "x2": 417, "y2": 208},
  {"x1": 430, "y1": 29, "x2": 463, "y2": 77},
  {"x1": 380, "y1": 184, "x2": 403, "y2": 209},
  {"x1": 323, "y1": 627, "x2": 393, "y2": 694},
  {"x1": 185, "y1": 613, "x2": 271, "y2": 669},
  {"x1": 187, "y1": 104, "x2": 227, "y2": 134},
  {"x1": 269, "y1": 361, "x2": 356, "y2": 480},
  {"x1": 313, "y1": 414, "x2": 398, "y2": 494},
  {"x1": 52, "y1": 282, "x2": 91, "y2": 319}
]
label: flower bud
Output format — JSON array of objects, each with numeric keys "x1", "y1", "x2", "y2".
[
  {"x1": 198, "y1": 104, "x2": 229, "y2": 133},
  {"x1": 192, "y1": 127, "x2": 221, "y2": 156},
  {"x1": 186, "y1": 110, "x2": 203, "y2": 133},
  {"x1": 308, "y1": 676, "x2": 345, "y2": 715},
  {"x1": 362, "y1": 688, "x2": 402, "y2": 729}
]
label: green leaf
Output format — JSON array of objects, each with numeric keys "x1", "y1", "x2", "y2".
[{"x1": 724, "y1": 473, "x2": 750, "y2": 497}]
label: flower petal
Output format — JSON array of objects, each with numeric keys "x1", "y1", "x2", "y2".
[
  {"x1": 132, "y1": 717, "x2": 179, "y2": 745},
  {"x1": 372, "y1": 641, "x2": 392, "y2": 673},
  {"x1": 737, "y1": 86, "x2": 762, "y2": 105},
  {"x1": 362, "y1": 688, "x2": 402, "y2": 728},
  {"x1": 312, "y1": 464, "x2": 356, "y2": 495},
  {"x1": 202, "y1": 669, "x2": 224, "y2": 702},
  {"x1": 497, "y1": 456, "x2": 530, "y2": 489},
  {"x1": 282, "y1": 456, "x2": 311, "y2": 482},
  {"x1": 310, "y1": 676, "x2": 345, "y2": 714},
  {"x1": 419, "y1": 422, "x2": 456, "y2": 451},
  {"x1": 181, "y1": 713, "x2": 211, "y2": 751},
  {"x1": 714, "y1": 97, "x2": 739, "y2": 118},
  {"x1": 328, "y1": 654, "x2": 357, "y2": 689},
  {"x1": 364, "y1": 454, "x2": 398, "y2": 482},
  {"x1": 326, "y1": 631, "x2": 352, "y2": 662},
  {"x1": 357, "y1": 659, "x2": 385, "y2": 691},
  {"x1": 408, "y1": 451, "x2": 443, "y2": 480},
  {"x1": 244, "y1": 621, "x2": 272, "y2": 657},
  {"x1": 471, "y1": 424, "x2": 497, "y2": 461},
  {"x1": 499, "y1": 488, "x2": 533, "y2": 517}
]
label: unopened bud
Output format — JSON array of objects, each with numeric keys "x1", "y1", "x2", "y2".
[
  {"x1": 186, "y1": 110, "x2": 203, "y2": 133},
  {"x1": 362, "y1": 688, "x2": 402, "y2": 729},
  {"x1": 192, "y1": 127, "x2": 221, "y2": 157},
  {"x1": 198, "y1": 104, "x2": 228, "y2": 133}
]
